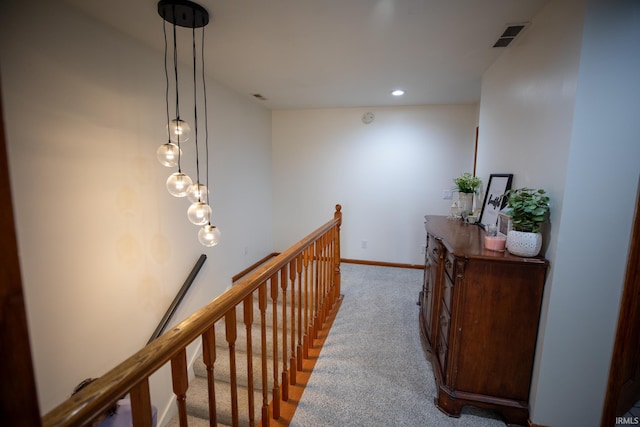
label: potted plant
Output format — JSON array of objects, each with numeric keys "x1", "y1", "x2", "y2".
[
  {"x1": 453, "y1": 173, "x2": 481, "y2": 215},
  {"x1": 503, "y1": 188, "x2": 550, "y2": 257}
]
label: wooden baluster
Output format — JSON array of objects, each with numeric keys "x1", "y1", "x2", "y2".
[
  {"x1": 280, "y1": 265, "x2": 289, "y2": 401},
  {"x1": 225, "y1": 309, "x2": 239, "y2": 426},
  {"x1": 328, "y1": 233, "x2": 333, "y2": 300},
  {"x1": 171, "y1": 349, "x2": 189, "y2": 427},
  {"x1": 324, "y1": 229, "x2": 333, "y2": 310},
  {"x1": 259, "y1": 282, "x2": 269, "y2": 427},
  {"x1": 303, "y1": 247, "x2": 310, "y2": 358},
  {"x1": 202, "y1": 326, "x2": 218, "y2": 427},
  {"x1": 270, "y1": 275, "x2": 281, "y2": 419},
  {"x1": 325, "y1": 234, "x2": 330, "y2": 315},
  {"x1": 336, "y1": 222, "x2": 341, "y2": 295},
  {"x1": 324, "y1": 230, "x2": 330, "y2": 306},
  {"x1": 296, "y1": 254, "x2": 304, "y2": 370},
  {"x1": 308, "y1": 243, "x2": 316, "y2": 346},
  {"x1": 334, "y1": 205, "x2": 342, "y2": 299},
  {"x1": 243, "y1": 295, "x2": 255, "y2": 427},
  {"x1": 313, "y1": 240, "x2": 320, "y2": 340},
  {"x1": 130, "y1": 378, "x2": 152, "y2": 427},
  {"x1": 330, "y1": 226, "x2": 337, "y2": 306},
  {"x1": 316, "y1": 237, "x2": 323, "y2": 330},
  {"x1": 328, "y1": 230, "x2": 334, "y2": 307},
  {"x1": 289, "y1": 259, "x2": 297, "y2": 385},
  {"x1": 320, "y1": 234, "x2": 327, "y2": 325},
  {"x1": 319, "y1": 238, "x2": 324, "y2": 335}
]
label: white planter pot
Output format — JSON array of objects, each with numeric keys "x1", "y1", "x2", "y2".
[
  {"x1": 458, "y1": 192, "x2": 473, "y2": 215},
  {"x1": 506, "y1": 230, "x2": 542, "y2": 257}
]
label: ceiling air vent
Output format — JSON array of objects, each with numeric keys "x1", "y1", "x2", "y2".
[{"x1": 493, "y1": 23, "x2": 527, "y2": 48}]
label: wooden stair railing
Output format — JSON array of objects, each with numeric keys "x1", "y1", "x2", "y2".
[{"x1": 42, "y1": 204, "x2": 342, "y2": 427}]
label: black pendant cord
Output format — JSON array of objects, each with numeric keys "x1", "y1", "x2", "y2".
[
  {"x1": 163, "y1": 20, "x2": 171, "y2": 145},
  {"x1": 172, "y1": 20, "x2": 182, "y2": 172},
  {"x1": 192, "y1": 20, "x2": 201, "y2": 200},
  {"x1": 201, "y1": 24, "x2": 211, "y2": 224}
]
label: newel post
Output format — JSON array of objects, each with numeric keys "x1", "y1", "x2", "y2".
[{"x1": 333, "y1": 204, "x2": 342, "y2": 299}]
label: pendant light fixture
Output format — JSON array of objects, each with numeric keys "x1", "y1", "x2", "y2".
[{"x1": 157, "y1": 0, "x2": 221, "y2": 247}]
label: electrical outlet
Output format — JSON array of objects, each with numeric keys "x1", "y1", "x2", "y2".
[
  {"x1": 361, "y1": 240, "x2": 367, "y2": 249},
  {"x1": 442, "y1": 190, "x2": 453, "y2": 200},
  {"x1": 420, "y1": 245, "x2": 426, "y2": 254}
]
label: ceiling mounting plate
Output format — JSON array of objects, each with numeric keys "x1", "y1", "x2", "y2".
[{"x1": 158, "y1": 0, "x2": 209, "y2": 28}]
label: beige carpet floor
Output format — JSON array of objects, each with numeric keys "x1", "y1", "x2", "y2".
[{"x1": 289, "y1": 263, "x2": 507, "y2": 427}]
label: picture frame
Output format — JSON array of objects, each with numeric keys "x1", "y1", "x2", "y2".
[
  {"x1": 497, "y1": 212, "x2": 512, "y2": 237},
  {"x1": 479, "y1": 174, "x2": 513, "y2": 229}
]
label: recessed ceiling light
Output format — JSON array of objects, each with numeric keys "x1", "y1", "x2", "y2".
[{"x1": 391, "y1": 89, "x2": 405, "y2": 96}]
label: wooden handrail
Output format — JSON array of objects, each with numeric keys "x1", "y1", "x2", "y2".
[
  {"x1": 42, "y1": 204, "x2": 342, "y2": 427},
  {"x1": 148, "y1": 254, "x2": 207, "y2": 344}
]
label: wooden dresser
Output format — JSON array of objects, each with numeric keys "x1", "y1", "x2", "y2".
[{"x1": 419, "y1": 215, "x2": 547, "y2": 426}]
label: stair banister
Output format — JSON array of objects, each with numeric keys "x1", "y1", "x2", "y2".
[
  {"x1": 147, "y1": 254, "x2": 207, "y2": 345},
  {"x1": 42, "y1": 204, "x2": 342, "y2": 427}
]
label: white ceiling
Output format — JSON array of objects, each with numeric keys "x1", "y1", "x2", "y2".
[{"x1": 63, "y1": 0, "x2": 549, "y2": 110}]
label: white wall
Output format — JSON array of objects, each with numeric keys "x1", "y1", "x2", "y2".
[
  {"x1": 272, "y1": 106, "x2": 478, "y2": 265},
  {"x1": 531, "y1": 0, "x2": 640, "y2": 425},
  {"x1": 478, "y1": 0, "x2": 640, "y2": 425},
  {"x1": 477, "y1": 0, "x2": 585, "y2": 245},
  {"x1": 0, "y1": 0, "x2": 273, "y2": 416}
]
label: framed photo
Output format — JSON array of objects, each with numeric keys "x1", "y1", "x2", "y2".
[
  {"x1": 497, "y1": 212, "x2": 512, "y2": 237},
  {"x1": 479, "y1": 174, "x2": 513, "y2": 229}
]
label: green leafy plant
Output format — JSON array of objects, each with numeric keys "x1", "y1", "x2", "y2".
[
  {"x1": 453, "y1": 173, "x2": 481, "y2": 194},
  {"x1": 504, "y1": 188, "x2": 550, "y2": 233}
]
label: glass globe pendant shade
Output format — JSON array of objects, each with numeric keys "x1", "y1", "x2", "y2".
[
  {"x1": 166, "y1": 172, "x2": 192, "y2": 197},
  {"x1": 168, "y1": 118, "x2": 190, "y2": 143},
  {"x1": 198, "y1": 224, "x2": 221, "y2": 247},
  {"x1": 187, "y1": 183, "x2": 208, "y2": 204},
  {"x1": 156, "y1": 142, "x2": 182, "y2": 167},
  {"x1": 187, "y1": 202, "x2": 212, "y2": 225}
]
